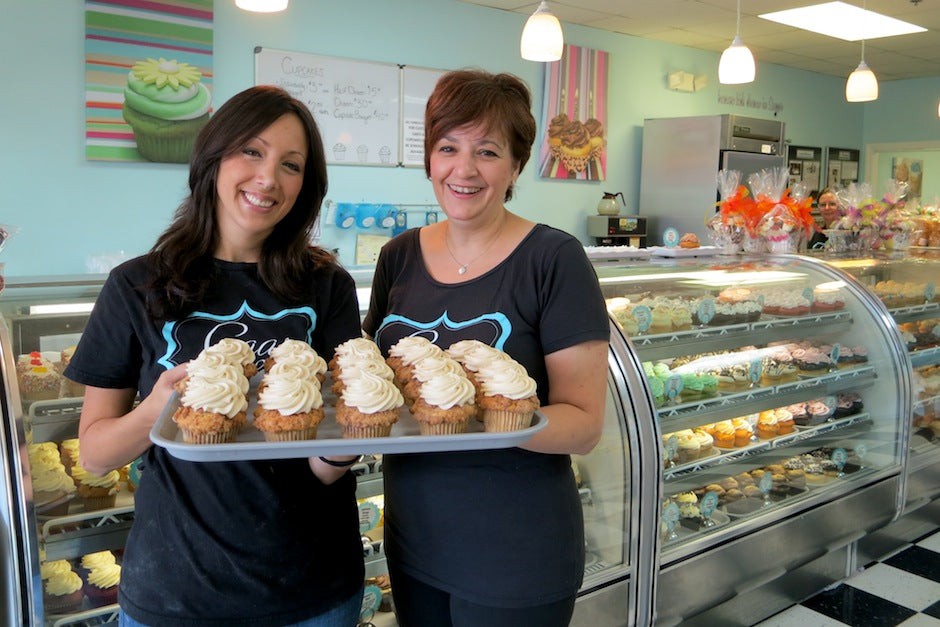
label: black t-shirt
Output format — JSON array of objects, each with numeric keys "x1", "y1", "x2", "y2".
[
  {"x1": 362, "y1": 225, "x2": 610, "y2": 607},
  {"x1": 65, "y1": 256, "x2": 364, "y2": 627}
]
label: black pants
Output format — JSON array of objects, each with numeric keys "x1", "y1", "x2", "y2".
[{"x1": 388, "y1": 563, "x2": 577, "y2": 627}]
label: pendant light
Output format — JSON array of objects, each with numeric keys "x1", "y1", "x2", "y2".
[
  {"x1": 845, "y1": 41, "x2": 878, "y2": 102},
  {"x1": 235, "y1": 0, "x2": 288, "y2": 13},
  {"x1": 520, "y1": 1, "x2": 564, "y2": 62},
  {"x1": 718, "y1": 0, "x2": 755, "y2": 84}
]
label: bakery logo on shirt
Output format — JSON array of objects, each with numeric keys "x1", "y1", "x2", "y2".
[
  {"x1": 157, "y1": 301, "x2": 316, "y2": 369},
  {"x1": 375, "y1": 311, "x2": 511, "y2": 352}
]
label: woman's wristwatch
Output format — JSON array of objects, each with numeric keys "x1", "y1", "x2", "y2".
[{"x1": 318, "y1": 455, "x2": 363, "y2": 468}]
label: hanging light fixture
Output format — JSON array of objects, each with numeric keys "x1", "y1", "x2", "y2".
[
  {"x1": 520, "y1": 1, "x2": 564, "y2": 62},
  {"x1": 235, "y1": 0, "x2": 288, "y2": 13},
  {"x1": 845, "y1": 3, "x2": 878, "y2": 102},
  {"x1": 718, "y1": 0, "x2": 756, "y2": 84}
]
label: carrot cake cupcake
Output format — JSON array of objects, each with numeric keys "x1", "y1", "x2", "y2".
[
  {"x1": 172, "y1": 363, "x2": 249, "y2": 444},
  {"x1": 410, "y1": 370, "x2": 477, "y2": 435},
  {"x1": 401, "y1": 353, "x2": 467, "y2": 405},
  {"x1": 330, "y1": 356, "x2": 395, "y2": 396},
  {"x1": 335, "y1": 370, "x2": 403, "y2": 438},
  {"x1": 253, "y1": 365, "x2": 325, "y2": 441},
  {"x1": 474, "y1": 358, "x2": 540, "y2": 432}
]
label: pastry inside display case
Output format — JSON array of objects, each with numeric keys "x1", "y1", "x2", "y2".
[{"x1": 594, "y1": 257, "x2": 903, "y2": 556}]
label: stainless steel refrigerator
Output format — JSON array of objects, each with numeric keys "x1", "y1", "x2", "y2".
[{"x1": 639, "y1": 114, "x2": 786, "y2": 244}]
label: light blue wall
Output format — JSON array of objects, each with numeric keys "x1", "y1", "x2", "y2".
[{"x1": 2, "y1": 0, "x2": 930, "y2": 277}]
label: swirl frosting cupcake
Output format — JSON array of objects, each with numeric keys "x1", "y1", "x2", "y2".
[
  {"x1": 43, "y1": 570, "x2": 85, "y2": 614},
  {"x1": 84, "y1": 560, "x2": 121, "y2": 608},
  {"x1": 335, "y1": 370, "x2": 403, "y2": 438},
  {"x1": 474, "y1": 358, "x2": 540, "y2": 432},
  {"x1": 264, "y1": 339, "x2": 327, "y2": 381},
  {"x1": 173, "y1": 362, "x2": 249, "y2": 444},
  {"x1": 71, "y1": 466, "x2": 121, "y2": 510},
  {"x1": 411, "y1": 370, "x2": 477, "y2": 435},
  {"x1": 202, "y1": 338, "x2": 258, "y2": 379},
  {"x1": 329, "y1": 337, "x2": 383, "y2": 375},
  {"x1": 122, "y1": 57, "x2": 211, "y2": 163},
  {"x1": 253, "y1": 366, "x2": 325, "y2": 441},
  {"x1": 387, "y1": 337, "x2": 445, "y2": 387},
  {"x1": 402, "y1": 353, "x2": 467, "y2": 405}
]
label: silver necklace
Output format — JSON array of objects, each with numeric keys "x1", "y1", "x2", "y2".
[{"x1": 444, "y1": 221, "x2": 504, "y2": 275}]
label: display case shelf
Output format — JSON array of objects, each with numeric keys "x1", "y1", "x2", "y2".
[
  {"x1": 656, "y1": 366, "x2": 876, "y2": 432},
  {"x1": 888, "y1": 302, "x2": 940, "y2": 324},
  {"x1": 910, "y1": 345, "x2": 940, "y2": 368},
  {"x1": 40, "y1": 506, "x2": 134, "y2": 562},
  {"x1": 628, "y1": 312, "x2": 853, "y2": 362}
]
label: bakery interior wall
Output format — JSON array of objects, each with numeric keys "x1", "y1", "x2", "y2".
[{"x1": 3, "y1": 0, "x2": 939, "y2": 277}]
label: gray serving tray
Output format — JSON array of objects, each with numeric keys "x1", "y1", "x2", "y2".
[{"x1": 150, "y1": 391, "x2": 547, "y2": 462}]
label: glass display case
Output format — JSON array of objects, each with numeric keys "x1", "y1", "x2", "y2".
[
  {"x1": 594, "y1": 253, "x2": 911, "y2": 626},
  {"x1": 820, "y1": 249, "x2": 940, "y2": 552},
  {"x1": 0, "y1": 275, "x2": 640, "y2": 627}
]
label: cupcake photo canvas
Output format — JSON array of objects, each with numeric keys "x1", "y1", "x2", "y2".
[{"x1": 85, "y1": 1, "x2": 213, "y2": 163}]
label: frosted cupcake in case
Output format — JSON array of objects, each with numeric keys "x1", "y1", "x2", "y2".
[
  {"x1": 253, "y1": 365, "x2": 325, "y2": 441},
  {"x1": 43, "y1": 570, "x2": 85, "y2": 614},
  {"x1": 335, "y1": 370, "x2": 403, "y2": 438},
  {"x1": 474, "y1": 358, "x2": 540, "y2": 432},
  {"x1": 122, "y1": 58, "x2": 211, "y2": 163},
  {"x1": 411, "y1": 370, "x2": 477, "y2": 435},
  {"x1": 18, "y1": 353, "x2": 61, "y2": 401},
  {"x1": 71, "y1": 466, "x2": 121, "y2": 510},
  {"x1": 84, "y1": 560, "x2": 121, "y2": 608}
]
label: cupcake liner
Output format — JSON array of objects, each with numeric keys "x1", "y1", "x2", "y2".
[
  {"x1": 84, "y1": 583, "x2": 119, "y2": 608},
  {"x1": 482, "y1": 410, "x2": 533, "y2": 432},
  {"x1": 417, "y1": 420, "x2": 469, "y2": 436},
  {"x1": 262, "y1": 427, "x2": 318, "y2": 442},
  {"x1": 43, "y1": 589, "x2": 85, "y2": 614},
  {"x1": 82, "y1": 494, "x2": 117, "y2": 510},
  {"x1": 178, "y1": 428, "x2": 238, "y2": 444},
  {"x1": 342, "y1": 424, "x2": 393, "y2": 439}
]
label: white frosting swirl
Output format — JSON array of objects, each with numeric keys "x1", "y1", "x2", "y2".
[
  {"x1": 334, "y1": 337, "x2": 382, "y2": 361},
  {"x1": 477, "y1": 360, "x2": 537, "y2": 400},
  {"x1": 420, "y1": 372, "x2": 476, "y2": 409},
  {"x1": 411, "y1": 354, "x2": 465, "y2": 382},
  {"x1": 338, "y1": 357, "x2": 394, "y2": 380},
  {"x1": 446, "y1": 339, "x2": 494, "y2": 361},
  {"x1": 187, "y1": 358, "x2": 249, "y2": 393},
  {"x1": 455, "y1": 344, "x2": 508, "y2": 373},
  {"x1": 389, "y1": 337, "x2": 443, "y2": 365},
  {"x1": 81, "y1": 551, "x2": 116, "y2": 569},
  {"x1": 258, "y1": 371, "x2": 323, "y2": 415},
  {"x1": 269, "y1": 351, "x2": 326, "y2": 379},
  {"x1": 204, "y1": 338, "x2": 255, "y2": 368},
  {"x1": 341, "y1": 371, "x2": 403, "y2": 413},
  {"x1": 181, "y1": 374, "x2": 248, "y2": 417}
]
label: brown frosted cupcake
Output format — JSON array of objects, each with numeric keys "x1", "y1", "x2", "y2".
[
  {"x1": 473, "y1": 359, "x2": 540, "y2": 432},
  {"x1": 411, "y1": 371, "x2": 477, "y2": 435},
  {"x1": 253, "y1": 364, "x2": 325, "y2": 441},
  {"x1": 172, "y1": 363, "x2": 249, "y2": 444},
  {"x1": 335, "y1": 370, "x2": 403, "y2": 438}
]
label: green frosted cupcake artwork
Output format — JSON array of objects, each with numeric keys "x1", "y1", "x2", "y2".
[{"x1": 122, "y1": 58, "x2": 211, "y2": 163}]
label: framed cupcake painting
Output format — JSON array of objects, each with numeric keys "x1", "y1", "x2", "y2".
[
  {"x1": 84, "y1": 0, "x2": 213, "y2": 163},
  {"x1": 537, "y1": 44, "x2": 609, "y2": 181}
]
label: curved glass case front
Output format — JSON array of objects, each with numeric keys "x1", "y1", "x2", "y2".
[
  {"x1": 593, "y1": 254, "x2": 910, "y2": 562},
  {"x1": 823, "y1": 249, "x2": 940, "y2": 512}
]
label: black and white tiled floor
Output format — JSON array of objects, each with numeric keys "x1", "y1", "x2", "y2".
[{"x1": 755, "y1": 530, "x2": 940, "y2": 627}]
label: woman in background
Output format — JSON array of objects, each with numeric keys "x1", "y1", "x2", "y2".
[
  {"x1": 363, "y1": 69, "x2": 610, "y2": 627},
  {"x1": 66, "y1": 86, "x2": 365, "y2": 626},
  {"x1": 808, "y1": 188, "x2": 840, "y2": 249}
]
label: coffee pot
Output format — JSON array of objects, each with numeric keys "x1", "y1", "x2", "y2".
[{"x1": 597, "y1": 191, "x2": 625, "y2": 216}]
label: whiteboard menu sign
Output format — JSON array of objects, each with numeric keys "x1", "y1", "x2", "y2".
[
  {"x1": 254, "y1": 47, "x2": 445, "y2": 168},
  {"x1": 254, "y1": 47, "x2": 400, "y2": 166},
  {"x1": 401, "y1": 66, "x2": 446, "y2": 167}
]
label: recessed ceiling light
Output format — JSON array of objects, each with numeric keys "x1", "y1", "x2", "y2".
[{"x1": 759, "y1": 2, "x2": 926, "y2": 41}]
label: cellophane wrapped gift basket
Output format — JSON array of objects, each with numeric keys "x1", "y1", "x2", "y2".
[{"x1": 707, "y1": 167, "x2": 814, "y2": 254}]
